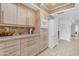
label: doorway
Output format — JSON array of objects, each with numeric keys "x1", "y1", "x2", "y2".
[{"x1": 71, "y1": 21, "x2": 79, "y2": 39}]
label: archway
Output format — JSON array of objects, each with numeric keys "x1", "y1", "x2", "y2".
[{"x1": 71, "y1": 20, "x2": 79, "y2": 39}]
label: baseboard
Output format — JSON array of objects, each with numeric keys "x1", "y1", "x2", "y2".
[{"x1": 36, "y1": 47, "x2": 48, "y2": 56}]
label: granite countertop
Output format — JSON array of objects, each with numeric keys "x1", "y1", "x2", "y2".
[
  {"x1": 0, "y1": 32, "x2": 48, "y2": 42},
  {"x1": 0, "y1": 33, "x2": 40, "y2": 42}
]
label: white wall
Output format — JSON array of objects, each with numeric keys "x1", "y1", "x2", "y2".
[
  {"x1": 71, "y1": 24, "x2": 75, "y2": 36},
  {"x1": 40, "y1": 19, "x2": 48, "y2": 28},
  {"x1": 52, "y1": 4, "x2": 79, "y2": 41},
  {"x1": 71, "y1": 23, "x2": 79, "y2": 37},
  {"x1": 58, "y1": 12, "x2": 72, "y2": 41}
]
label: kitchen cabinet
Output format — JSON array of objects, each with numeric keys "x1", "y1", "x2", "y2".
[
  {"x1": 40, "y1": 9, "x2": 49, "y2": 29},
  {"x1": 0, "y1": 4, "x2": 2, "y2": 23},
  {"x1": 39, "y1": 33, "x2": 48, "y2": 52},
  {"x1": 0, "y1": 40, "x2": 20, "y2": 56},
  {"x1": 17, "y1": 6, "x2": 27, "y2": 25},
  {"x1": 28, "y1": 8, "x2": 36, "y2": 27},
  {"x1": 20, "y1": 36, "x2": 40, "y2": 56},
  {"x1": 1, "y1": 3, "x2": 17, "y2": 24},
  {"x1": 27, "y1": 36, "x2": 39, "y2": 56},
  {"x1": 20, "y1": 38, "x2": 28, "y2": 56},
  {"x1": 16, "y1": 4, "x2": 36, "y2": 26},
  {"x1": 0, "y1": 33, "x2": 48, "y2": 56},
  {"x1": 0, "y1": 3, "x2": 36, "y2": 27}
]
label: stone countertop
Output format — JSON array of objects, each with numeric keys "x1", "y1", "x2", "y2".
[
  {"x1": 0, "y1": 32, "x2": 48, "y2": 42},
  {"x1": 0, "y1": 33, "x2": 40, "y2": 42}
]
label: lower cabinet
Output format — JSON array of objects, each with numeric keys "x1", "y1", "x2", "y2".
[
  {"x1": 0, "y1": 33, "x2": 48, "y2": 56},
  {"x1": 20, "y1": 36, "x2": 40, "y2": 56},
  {"x1": 20, "y1": 38, "x2": 28, "y2": 56},
  {"x1": 0, "y1": 39, "x2": 20, "y2": 56},
  {"x1": 39, "y1": 33, "x2": 48, "y2": 52}
]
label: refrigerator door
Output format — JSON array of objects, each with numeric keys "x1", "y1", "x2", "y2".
[{"x1": 48, "y1": 20, "x2": 58, "y2": 48}]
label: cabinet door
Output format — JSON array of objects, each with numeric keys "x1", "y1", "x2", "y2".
[
  {"x1": 27, "y1": 37, "x2": 39, "y2": 56},
  {"x1": 17, "y1": 7, "x2": 27, "y2": 25},
  {"x1": 34, "y1": 36, "x2": 40, "y2": 54},
  {"x1": 20, "y1": 37, "x2": 39, "y2": 56},
  {"x1": 28, "y1": 9, "x2": 32, "y2": 26},
  {"x1": 0, "y1": 40, "x2": 20, "y2": 56},
  {"x1": 20, "y1": 38, "x2": 28, "y2": 56},
  {"x1": 0, "y1": 4, "x2": 2, "y2": 23},
  {"x1": 31, "y1": 11, "x2": 36, "y2": 27},
  {"x1": 28, "y1": 9, "x2": 36, "y2": 27},
  {"x1": 1, "y1": 3, "x2": 17, "y2": 24},
  {"x1": 39, "y1": 33, "x2": 48, "y2": 52}
]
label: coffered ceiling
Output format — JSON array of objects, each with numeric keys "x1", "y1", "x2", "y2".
[
  {"x1": 34, "y1": 3, "x2": 75, "y2": 14},
  {"x1": 42, "y1": 3, "x2": 65, "y2": 10}
]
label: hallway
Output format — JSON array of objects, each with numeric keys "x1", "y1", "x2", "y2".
[{"x1": 39, "y1": 39, "x2": 79, "y2": 56}]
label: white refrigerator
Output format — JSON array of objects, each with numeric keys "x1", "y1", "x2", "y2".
[{"x1": 48, "y1": 19, "x2": 58, "y2": 48}]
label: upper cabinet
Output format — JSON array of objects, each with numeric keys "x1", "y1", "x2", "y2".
[
  {"x1": 16, "y1": 4, "x2": 36, "y2": 27},
  {"x1": 0, "y1": 3, "x2": 36, "y2": 27},
  {"x1": 40, "y1": 9, "x2": 49, "y2": 28},
  {"x1": 17, "y1": 6, "x2": 27, "y2": 25},
  {"x1": 28, "y1": 8, "x2": 36, "y2": 27},
  {"x1": 1, "y1": 3, "x2": 17, "y2": 24}
]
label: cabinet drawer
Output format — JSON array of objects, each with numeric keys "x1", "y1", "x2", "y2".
[
  {"x1": 21, "y1": 49, "x2": 28, "y2": 56},
  {"x1": 21, "y1": 44, "x2": 38, "y2": 56},
  {"x1": 0, "y1": 44, "x2": 17, "y2": 49},
  {"x1": 21, "y1": 40, "x2": 36, "y2": 49},
  {"x1": 0, "y1": 46, "x2": 17, "y2": 56},
  {"x1": 20, "y1": 39, "x2": 28, "y2": 43},
  {"x1": 0, "y1": 40, "x2": 17, "y2": 49},
  {"x1": 27, "y1": 38, "x2": 36, "y2": 47},
  {"x1": 0, "y1": 40, "x2": 20, "y2": 56},
  {"x1": 21, "y1": 37, "x2": 40, "y2": 56},
  {"x1": 0, "y1": 40, "x2": 16, "y2": 45},
  {"x1": 27, "y1": 44, "x2": 39, "y2": 56}
]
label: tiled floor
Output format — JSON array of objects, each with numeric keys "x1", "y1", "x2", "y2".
[{"x1": 39, "y1": 38, "x2": 79, "y2": 56}]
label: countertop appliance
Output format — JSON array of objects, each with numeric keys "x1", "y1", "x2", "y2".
[{"x1": 28, "y1": 27, "x2": 35, "y2": 34}]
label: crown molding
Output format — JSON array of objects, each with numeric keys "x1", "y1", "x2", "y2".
[{"x1": 23, "y1": 3, "x2": 40, "y2": 11}]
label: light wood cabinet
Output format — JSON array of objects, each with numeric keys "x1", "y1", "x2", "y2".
[
  {"x1": 0, "y1": 3, "x2": 36, "y2": 27},
  {"x1": 0, "y1": 40, "x2": 20, "y2": 56},
  {"x1": 20, "y1": 36, "x2": 40, "y2": 56},
  {"x1": 0, "y1": 4, "x2": 2, "y2": 23},
  {"x1": 0, "y1": 34, "x2": 48, "y2": 56},
  {"x1": 16, "y1": 4, "x2": 36, "y2": 26},
  {"x1": 39, "y1": 33, "x2": 48, "y2": 52},
  {"x1": 28, "y1": 8, "x2": 36, "y2": 27},
  {"x1": 34, "y1": 36, "x2": 40, "y2": 55},
  {"x1": 17, "y1": 6, "x2": 27, "y2": 25},
  {"x1": 27, "y1": 36, "x2": 39, "y2": 56},
  {"x1": 1, "y1": 3, "x2": 17, "y2": 24},
  {"x1": 20, "y1": 38, "x2": 28, "y2": 56}
]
